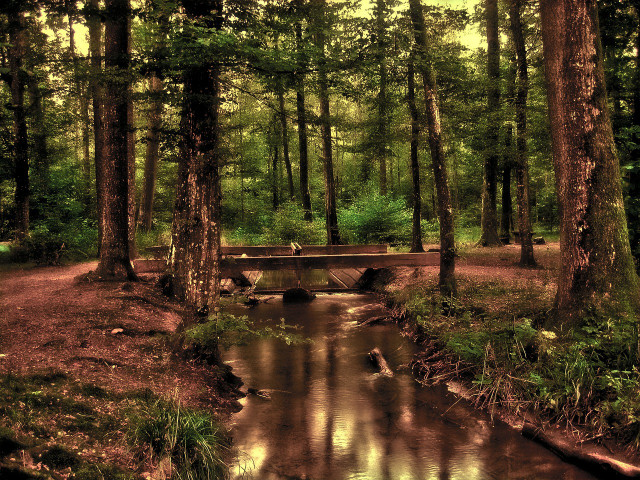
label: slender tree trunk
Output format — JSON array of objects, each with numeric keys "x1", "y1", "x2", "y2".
[
  {"x1": 9, "y1": 12, "x2": 29, "y2": 240},
  {"x1": 140, "y1": 74, "x2": 163, "y2": 231},
  {"x1": 501, "y1": 50, "x2": 517, "y2": 241},
  {"x1": 271, "y1": 120, "x2": 280, "y2": 210},
  {"x1": 296, "y1": 21, "x2": 313, "y2": 221},
  {"x1": 315, "y1": 0, "x2": 340, "y2": 245},
  {"x1": 88, "y1": 0, "x2": 105, "y2": 252},
  {"x1": 409, "y1": 0, "x2": 456, "y2": 296},
  {"x1": 95, "y1": 0, "x2": 136, "y2": 279},
  {"x1": 408, "y1": 51, "x2": 424, "y2": 253},
  {"x1": 375, "y1": 0, "x2": 388, "y2": 196},
  {"x1": 169, "y1": 0, "x2": 223, "y2": 313},
  {"x1": 511, "y1": 0, "x2": 536, "y2": 266},
  {"x1": 28, "y1": 78, "x2": 49, "y2": 194},
  {"x1": 479, "y1": 0, "x2": 502, "y2": 246},
  {"x1": 540, "y1": 0, "x2": 640, "y2": 326},
  {"x1": 127, "y1": 81, "x2": 136, "y2": 259},
  {"x1": 277, "y1": 79, "x2": 295, "y2": 200}
]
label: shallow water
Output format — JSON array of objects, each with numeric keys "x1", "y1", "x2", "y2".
[{"x1": 224, "y1": 294, "x2": 597, "y2": 480}]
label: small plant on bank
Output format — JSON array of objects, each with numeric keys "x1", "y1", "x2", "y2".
[
  {"x1": 128, "y1": 396, "x2": 230, "y2": 480},
  {"x1": 185, "y1": 313, "x2": 310, "y2": 351}
]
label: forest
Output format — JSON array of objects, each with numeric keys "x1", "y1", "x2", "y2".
[{"x1": 1, "y1": 0, "x2": 640, "y2": 478}]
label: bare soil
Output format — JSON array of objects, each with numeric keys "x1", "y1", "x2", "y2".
[{"x1": 0, "y1": 261, "x2": 240, "y2": 412}]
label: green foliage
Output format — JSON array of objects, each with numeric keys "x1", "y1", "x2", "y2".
[
  {"x1": 262, "y1": 203, "x2": 325, "y2": 245},
  {"x1": 185, "y1": 313, "x2": 309, "y2": 351},
  {"x1": 339, "y1": 194, "x2": 412, "y2": 245},
  {"x1": 128, "y1": 397, "x2": 229, "y2": 480}
]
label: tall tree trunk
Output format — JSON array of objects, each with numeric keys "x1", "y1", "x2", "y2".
[
  {"x1": 375, "y1": 0, "x2": 388, "y2": 196},
  {"x1": 9, "y1": 12, "x2": 29, "y2": 240},
  {"x1": 501, "y1": 50, "x2": 517, "y2": 241},
  {"x1": 511, "y1": 0, "x2": 536, "y2": 266},
  {"x1": 95, "y1": 0, "x2": 136, "y2": 279},
  {"x1": 67, "y1": 4, "x2": 91, "y2": 203},
  {"x1": 629, "y1": 2, "x2": 640, "y2": 263},
  {"x1": 277, "y1": 79, "x2": 295, "y2": 200},
  {"x1": 28, "y1": 78, "x2": 49, "y2": 194},
  {"x1": 540, "y1": 0, "x2": 640, "y2": 326},
  {"x1": 479, "y1": 0, "x2": 502, "y2": 246},
  {"x1": 169, "y1": 0, "x2": 223, "y2": 313},
  {"x1": 409, "y1": 0, "x2": 456, "y2": 296},
  {"x1": 127, "y1": 79, "x2": 136, "y2": 259},
  {"x1": 88, "y1": 0, "x2": 105, "y2": 252},
  {"x1": 140, "y1": 74, "x2": 163, "y2": 231},
  {"x1": 271, "y1": 120, "x2": 280, "y2": 210},
  {"x1": 408, "y1": 51, "x2": 424, "y2": 253},
  {"x1": 315, "y1": 0, "x2": 340, "y2": 245},
  {"x1": 296, "y1": 21, "x2": 313, "y2": 221}
]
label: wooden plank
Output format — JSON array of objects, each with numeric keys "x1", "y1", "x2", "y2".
[
  {"x1": 328, "y1": 269, "x2": 363, "y2": 288},
  {"x1": 141, "y1": 244, "x2": 389, "y2": 259},
  {"x1": 133, "y1": 259, "x2": 167, "y2": 273},
  {"x1": 221, "y1": 253, "x2": 439, "y2": 276}
]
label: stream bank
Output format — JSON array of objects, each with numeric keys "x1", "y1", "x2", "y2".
[{"x1": 365, "y1": 246, "x2": 640, "y2": 477}]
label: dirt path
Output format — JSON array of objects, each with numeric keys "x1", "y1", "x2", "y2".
[{"x1": 0, "y1": 262, "x2": 239, "y2": 412}]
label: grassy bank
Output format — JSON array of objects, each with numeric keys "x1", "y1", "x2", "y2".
[
  {"x1": 0, "y1": 371, "x2": 230, "y2": 479},
  {"x1": 378, "y1": 249, "x2": 640, "y2": 455}
]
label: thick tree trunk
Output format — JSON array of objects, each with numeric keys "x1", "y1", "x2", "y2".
[
  {"x1": 88, "y1": 0, "x2": 105, "y2": 252},
  {"x1": 315, "y1": 0, "x2": 340, "y2": 245},
  {"x1": 629, "y1": 3, "x2": 640, "y2": 262},
  {"x1": 127, "y1": 79, "x2": 136, "y2": 259},
  {"x1": 169, "y1": 0, "x2": 223, "y2": 313},
  {"x1": 479, "y1": 0, "x2": 501, "y2": 246},
  {"x1": 540, "y1": 0, "x2": 640, "y2": 326},
  {"x1": 409, "y1": 0, "x2": 456, "y2": 296},
  {"x1": 296, "y1": 21, "x2": 313, "y2": 221},
  {"x1": 408, "y1": 52, "x2": 424, "y2": 253},
  {"x1": 95, "y1": 0, "x2": 136, "y2": 279},
  {"x1": 140, "y1": 74, "x2": 163, "y2": 231},
  {"x1": 375, "y1": 0, "x2": 388, "y2": 196},
  {"x1": 501, "y1": 141, "x2": 513, "y2": 239},
  {"x1": 9, "y1": 13, "x2": 29, "y2": 240},
  {"x1": 511, "y1": 0, "x2": 536, "y2": 266},
  {"x1": 277, "y1": 80, "x2": 295, "y2": 201}
]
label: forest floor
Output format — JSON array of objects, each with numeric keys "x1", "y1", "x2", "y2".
[{"x1": 0, "y1": 261, "x2": 242, "y2": 479}]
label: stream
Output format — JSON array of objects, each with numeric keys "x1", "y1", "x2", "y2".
[{"x1": 223, "y1": 293, "x2": 597, "y2": 480}]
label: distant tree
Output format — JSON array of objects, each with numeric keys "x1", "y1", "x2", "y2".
[
  {"x1": 312, "y1": 0, "x2": 341, "y2": 245},
  {"x1": 540, "y1": 0, "x2": 639, "y2": 325},
  {"x1": 408, "y1": 0, "x2": 456, "y2": 295},
  {"x1": 407, "y1": 50, "x2": 424, "y2": 253},
  {"x1": 295, "y1": 16, "x2": 313, "y2": 221},
  {"x1": 510, "y1": 0, "x2": 535, "y2": 266},
  {"x1": 95, "y1": 0, "x2": 137, "y2": 278},
  {"x1": 140, "y1": 73, "x2": 163, "y2": 232},
  {"x1": 479, "y1": 0, "x2": 501, "y2": 246},
  {"x1": 628, "y1": 1, "x2": 640, "y2": 264}
]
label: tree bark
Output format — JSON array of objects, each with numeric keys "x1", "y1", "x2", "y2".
[
  {"x1": 8, "y1": 12, "x2": 29, "y2": 240},
  {"x1": 511, "y1": 0, "x2": 536, "y2": 266},
  {"x1": 408, "y1": 51, "x2": 424, "y2": 253},
  {"x1": 315, "y1": 0, "x2": 340, "y2": 245},
  {"x1": 409, "y1": 0, "x2": 456, "y2": 296},
  {"x1": 479, "y1": 0, "x2": 502, "y2": 246},
  {"x1": 95, "y1": 0, "x2": 137, "y2": 279},
  {"x1": 277, "y1": 79, "x2": 295, "y2": 201},
  {"x1": 169, "y1": 0, "x2": 223, "y2": 313},
  {"x1": 88, "y1": 0, "x2": 105, "y2": 252},
  {"x1": 140, "y1": 74, "x2": 163, "y2": 231},
  {"x1": 540, "y1": 0, "x2": 640, "y2": 326},
  {"x1": 296, "y1": 20, "x2": 313, "y2": 221}
]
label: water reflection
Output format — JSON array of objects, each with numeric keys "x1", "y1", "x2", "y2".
[{"x1": 224, "y1": 295, "x2": 597, "y2": 480}]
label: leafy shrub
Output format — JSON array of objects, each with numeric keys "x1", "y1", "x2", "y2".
[
  {"x1": 339, "y1": 194, "x2": 411, "y2": 245},
  {"x1": 262, "y1": 203, "x2": 325, "y2": 245},
  {"x1": 128, "y1": 397, "x2": 229, "y2": 480}
]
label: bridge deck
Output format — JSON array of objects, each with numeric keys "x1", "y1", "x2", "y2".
[{"x1": 220, "y1": 252, "x2": 439, "y2": 276}]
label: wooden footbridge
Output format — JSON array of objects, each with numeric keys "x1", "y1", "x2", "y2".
[{"x1": 135, "y1": 244, "x2": 439, "y2": 292}]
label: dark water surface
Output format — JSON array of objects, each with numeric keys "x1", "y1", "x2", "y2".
[{"x1": 223, "y1": 294, "x2": 597, "y2": 480}]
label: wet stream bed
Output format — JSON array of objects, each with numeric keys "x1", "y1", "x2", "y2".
[{"x1": 223, "y1": 294, "x2": 597, "y2": 480}]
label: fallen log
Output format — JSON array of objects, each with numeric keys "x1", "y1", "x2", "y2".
[
  {"x1": 369, "y1": 347, "x2": 393, "y2": 376},
  {"x1": 357, "y1": 315, "x2": 389, "y2": 327},
  {"x1": 521, "y1": 422, "x2": 640, "y2": 479}
]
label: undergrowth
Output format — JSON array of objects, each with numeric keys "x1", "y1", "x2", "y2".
[
  {"x1": 394, "y1": 279, "x2": 640, "y2": 448},
  {"x1": 0, "y1": 372, "x2": 231, "y2": 479}
]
